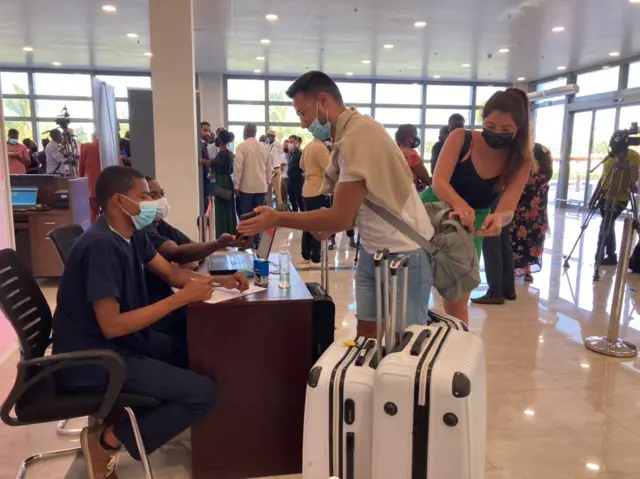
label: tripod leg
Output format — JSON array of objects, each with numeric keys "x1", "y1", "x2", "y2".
[{"x1": 563, "y1": 208, "x2": 598, "y2": 268}]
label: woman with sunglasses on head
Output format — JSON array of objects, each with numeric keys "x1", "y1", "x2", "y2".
[{"x1": 422, "y1": 88, "x2": 533, "y2": 324}]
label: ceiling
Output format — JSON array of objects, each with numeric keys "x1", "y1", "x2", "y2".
[{"x1": 1, "y1": 0, "x2": 640, "y2": 83}]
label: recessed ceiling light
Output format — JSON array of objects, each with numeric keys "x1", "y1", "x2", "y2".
[
  {"x1": 552, "y1": 26, "x2": 565, "y2": 32},
  {"x1": 126, "y1": 33, "x2": 139, "y2": 38},
  {"x1": 630, "y1": 0, "x2": 640, "y2": 4},
  {"x1": 414, "y1": 21, "x2": 427, "y2": 28},
  {"x1": 144, "y1": 52, "x2": 153, "y2": 57},
  {"x1": 345, "y1": 72, "x2": 354, "y2": 76},
  {"x1": 585, "y1": 463, "x2": 600, "y2": 471},
  {"x1": 609, "y1": 51, "x2": 620, "y2": 57},
  {"x1": 557, "y1": 66, "x2": 567, "y2": 70},
  {"x1": 101, "y1": 4, "x2": 116, "y2": 12},
  {"x1": 253, "y1": 69, "x2": 261, "y2": 73},
  {"x1": 256, "y1": 56, "x2": 265, "y2": 61},
  {"x1": 433, "y1": 75, "x2": 441, "y2": 79},
  {"x1": 52, "y1": 61, "x2": 62, "y2": 67},
  {"x1": 498, "y1": 48, "x2": 510, "y2": 53},
  {"x1": 362, "y1": 60, "x2": 371, "y2": 64},
  {"x1": 265, "y1": 14, "x2": 278, "y2": 21},
  {"x1": 517, "y1": 76, "x2": 526, "y2": 81},
  {"x1": 462, "y1": 63, "x2": 470, "y2": 67},
  {"x1": 22, "y1": 46, "x2": 34, "y2": 52},
  {"x1": 523, "y1": 409, "x2": 535, "y2": 416},
  {"x1": 383, "y1": 44, "x2": 394, "y2": 49},
  {"x1": 260, "y1": 39, "x2": 271, "y2": 44}
]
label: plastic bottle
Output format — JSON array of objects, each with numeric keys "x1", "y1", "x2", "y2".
[{"x1": 278, "y1": 240, "x2": 291, "y2": 289}]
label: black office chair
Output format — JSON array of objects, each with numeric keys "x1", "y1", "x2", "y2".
[
  {"x1": 48, "y1": 224, "x2": 84, "y2": 265},
  {"x1": 0, "y1": 248, "x2": 157, "y2": 479}
]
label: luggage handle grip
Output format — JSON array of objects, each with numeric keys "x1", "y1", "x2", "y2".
[
  {"x1": 410, "y1": 329, "x2": 432, "y2": 356},
  {"x1": 355, "y1": 339, "x2": 375, "y2": 366},
  {"x1": 320, "y1": 240, "x2": 329, "y2": 292}
]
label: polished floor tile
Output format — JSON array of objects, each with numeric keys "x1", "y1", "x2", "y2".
[{"x1": 2, "y1": 208, "x2": 640, "y2": 478}]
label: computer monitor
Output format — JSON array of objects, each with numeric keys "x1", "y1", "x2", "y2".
[{"x1": 11, "y1": 187, "x2": 38, "y2": 208}]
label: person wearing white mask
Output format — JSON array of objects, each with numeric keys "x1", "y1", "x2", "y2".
[{"x1": 142, "y1": 176, "x2": 250, "y2": 337}]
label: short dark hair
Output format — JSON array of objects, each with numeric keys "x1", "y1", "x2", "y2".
[
  {"x1": 145, "y1": 176, "x2": 155, "y2": 182},
  {"x1": 8, "y1": 129, "x2": 18, "y2": 137},
  {"x1": 201, "y1": 121, "x2": 211, "y2": 128},
  {"x1": 395, "y1": 124, "x2": 417, "y2": 144},
  {"x1": 286, "y1": 71, "x2": 344, "y2": 104},
  {"x1": 244, "y1": 123, "x2": 257, "y2": 138},
  {"x1": 448, "y1": 113, "x2": 465, "y2": 128},
  {"x1": 218, "y1": 130, "x2": 234, "y2": 144},
  {"x1": 42, "y1": 138, "x2": 50, "y2": 148},
  {"x1": 95, "y1": 166, "x2": 145, "y2": 211}
]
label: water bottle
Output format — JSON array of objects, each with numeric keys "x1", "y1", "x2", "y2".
[{"x1": 278, "y1": 240, "x2": 291, "y2": 289}]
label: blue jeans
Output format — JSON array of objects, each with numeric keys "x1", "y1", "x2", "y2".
[{"x1": 355, "y1": 248, "x2": 433, "y2": 328}]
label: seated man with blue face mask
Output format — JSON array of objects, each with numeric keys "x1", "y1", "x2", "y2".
[{"x1": 52, "y1": 166, "x2": 249, "y2": 479}]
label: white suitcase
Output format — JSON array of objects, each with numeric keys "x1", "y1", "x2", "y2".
[
  {"x1": 427, "y1": 308, "x2": 469, "y2": 332},
  {"x1": 372, "y1": 259, "x2": 487, "y2": 479},
  {"x1": 303, "y1": 249, "x2": 397, "y2": 479}
]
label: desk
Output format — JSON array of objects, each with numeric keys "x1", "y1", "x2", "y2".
[{"x1": 188, "y1": 258, "x2": 313, "y2": 479}]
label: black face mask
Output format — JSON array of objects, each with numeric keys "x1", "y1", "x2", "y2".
[
  {"x1": 482, "y1": 129, "x2": 514, "y2": 150},
  {"x1": 283, "y1": 147, "x2": 289, "y2": 154},
  {"x1": 410, "y1": 137, "x2": 421, "y2": 149}
]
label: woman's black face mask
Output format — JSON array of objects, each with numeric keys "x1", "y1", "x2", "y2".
[
  {"x1": 482, "y1": 129, "x2": 515, "y2": 150},
  {"x1": 410, "y1": 137, "x2": 421, "y2": 149}
]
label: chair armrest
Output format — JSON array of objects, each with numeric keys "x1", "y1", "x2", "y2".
[{"x1": 10, "y1": 350, "x2": 126, "y2": 421}]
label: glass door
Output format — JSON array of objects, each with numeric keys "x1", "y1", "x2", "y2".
[{"x1": 568, "y1": 108, "x2": 617, "y2": 206}]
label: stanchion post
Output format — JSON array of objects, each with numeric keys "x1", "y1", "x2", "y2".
[{"x1": 584, "y1": 213, "x2": 639, "y2": 358}]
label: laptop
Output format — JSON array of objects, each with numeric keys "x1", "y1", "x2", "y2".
[
  {"x1": 11, "y1": 187, "x2": 39, "y2": 211},
  {"x1": 208, "y1": 228, "x2": 277, "y2": 274}
]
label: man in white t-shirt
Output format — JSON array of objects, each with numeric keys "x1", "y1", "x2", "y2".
[
  {"x1": 238, "y1": 71, "x2": 434, "y2": 338},
  {"x1": 266, "y1": 130, "x2": 286, "y2": 207}
]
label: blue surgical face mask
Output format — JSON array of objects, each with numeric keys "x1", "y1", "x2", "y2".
[
  {"x1": 8, "y1": 139, "x2": 19, "y2": 145},
  {"x1": 309, "y1": 102, "x2": 331, "y2": 141},
  {"x1": 120, "y1": 194, "x2": 157, "y2": 230}
]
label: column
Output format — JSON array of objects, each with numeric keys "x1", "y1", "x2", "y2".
[
  {"x1": 149, "y1": 0, "x2": 200, "y2": 239},
  {"x1": 199, "y1": 74, "x2": 225, "y2": 130}
]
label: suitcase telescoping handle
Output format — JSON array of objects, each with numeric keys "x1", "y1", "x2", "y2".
[
  {"x1": 321, "y1": 240, "x2": 329, "y2": 293},
  {"x1": 390, "y1": 255, "x2": 410, "y2": 350},
  {"x1": 374, "y1": 248, "x2": 390, "y2": 363}
]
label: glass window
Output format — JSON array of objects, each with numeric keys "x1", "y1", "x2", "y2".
[
  {"x1": 619, "y1": 105, "x2": 640, "y2": 130},
  {"x1": 227, "y1": 79, "x2": 265, "y2": 101},
  {"x1": 576, "y1": 67, "x2": 620, "y2": 97},
  {"x1": 336, "y1": 82, "x2": 372, "y2": 104},
  {"x1": 628, "y1": 62, "x2": 640, "y2": 89},
  {"x1": 4, "y1": 120, "x2": 33, "y2": 141},
  {"x1": 536, "y1": 77, "x2": 567, "y2": 92},
  {"x1": 374, "y1": 107, "x2": 421, "y2": 125},
  {"x1": 37, "y1": 122, "x2": 95, "y2": 144},
  {"x1": 227, "y1": 104, "x2": 265, "y2": 123},
  {"x1": 269, "y1": 105, "x2": 298, "y2": 123},
  {"x1": 426, "y1": 85, "x2": 472, "y2": 106},
  {"x1": 375, "y1": 83, "x2": 422, "y2": 105},
  {"x1": 227, "y1": 124, "x2": 267, "y2": 148},
  {"x1": 36, "y1": 99, "x2": 93, "y2": 119},
  {"x1": 475, "y1": 86, "x2": 504, "y2": 107},
  {"x1": 95, "y1": 75, "x2": 151, "y2": 98},
  {"x1": 425, "y1": 108, "x2": 470, "y2": 125},
  {"x1": 268, "y1": 80, "x2": 293, "y2": 102},
  {"x1": 3, "y1": 98, "x2": 31, "y2": 118},
  {"x1": 534, "y1": 104, "x2": 565, "y2": 158},
  {"x1": 0, "y1": 72, "x2": 29, "y2": 95},
  {"x1": 119, "y1": 123, "x2": 130, "y2": 136},
  {"x1": 116, "y1": 101, "x2": 129, "y2": 120},
  {"x1": 34, "y1": 73, "x2": 92, "y2": 97},
  {"x1": 357, "y1": 107, "x2": 372, "y2": 116},
  {"x1": 422, "y1": 128, "x2": 441, "y2": 161}
]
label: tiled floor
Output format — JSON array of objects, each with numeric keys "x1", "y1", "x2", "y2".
[{"x1": 2, "y1": 207, "x2": 640, "y2": 478}]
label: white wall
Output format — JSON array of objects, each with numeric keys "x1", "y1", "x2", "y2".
[{"x1": 198, "y1": 73, "x2": 225, "y2": 129}]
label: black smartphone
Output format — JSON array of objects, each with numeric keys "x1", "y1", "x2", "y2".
[{"x1": 240, "y1": 212, "x2": 259, "y2": 220}]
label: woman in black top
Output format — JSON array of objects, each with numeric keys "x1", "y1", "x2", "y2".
[
  {"x1": 211, "y1": 130, "x2": 237, "y2": 237},
  {"x1": 428, "y1": 88, "x2": 533, "y2": 324}
]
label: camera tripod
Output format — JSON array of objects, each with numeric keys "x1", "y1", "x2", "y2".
[{"x1": 563, "y1": 150, "x2": 639, "y2": 281}]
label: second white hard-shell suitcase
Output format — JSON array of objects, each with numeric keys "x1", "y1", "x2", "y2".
[{"x1": 372, "y1": 265, "x2": 486, "y2": 479}]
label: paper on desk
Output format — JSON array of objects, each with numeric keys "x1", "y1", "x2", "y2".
[{"x1": 204, "y1": 284, "x2": 266, "y2": 304}]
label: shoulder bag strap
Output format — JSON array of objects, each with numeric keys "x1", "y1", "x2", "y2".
[
  {"x1": 363, "y1": 199, "x2": 438, "y2": 256},
  {"x1": 458, "y1": 130, "x2": 473, "y2": 163}
]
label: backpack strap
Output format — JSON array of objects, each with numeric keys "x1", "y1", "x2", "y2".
[{"x1": 457, "y1": 130, "x2": 472, "y2": 163}]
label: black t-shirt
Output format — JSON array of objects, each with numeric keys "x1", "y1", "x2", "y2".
[
  {"x1": 287, "y1": 148, "x2": 304, "y2": 180},
  {"x1": 142, "y1": 220, "x2": 192, "y2": 305},
  {"x1": 52, "y1": 217, "x2": 162, "y2": 358}
]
